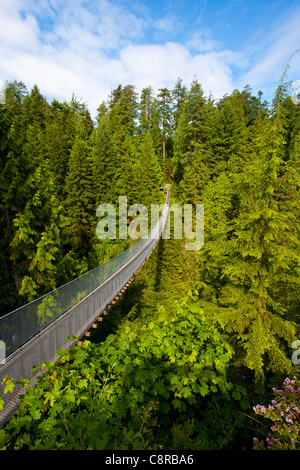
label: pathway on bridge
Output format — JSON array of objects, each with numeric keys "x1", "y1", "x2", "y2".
[{"x1": 0, "y1": 191, "x2": 170, "y2": 427}]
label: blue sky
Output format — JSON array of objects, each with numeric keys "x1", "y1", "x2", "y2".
[{"x1": 0, "y1": 0, "x2": 299, "y2": 118}]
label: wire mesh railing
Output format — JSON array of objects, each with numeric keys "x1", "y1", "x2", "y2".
[
  {"x1": 0, "y1": 191, "x2": 170, "y2": 427},
  {"x1": 0, "y1": 193, "x2": 169, "y2": 359}
]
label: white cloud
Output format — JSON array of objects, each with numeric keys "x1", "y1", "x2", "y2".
[
  {"x1": 153, "y1": 16, "x2": 182, "y2": 35},
  {"x1": 119, "y1": 42, "x2": 239, "y2": 99},
  {"x1": 186, "y1": 29, "x2": 223, "y2": 53},
  {"x1": 0, "y1": 0, "x2": 40, "y2": 53},
  {"x1": 48, "y1": 0, "x2": 148, "y2": 51},
  {"x1": 0, "y1": 0, "x2": 241, "y2": 118},
  {"x1": 120, "y1": 42, "x2": 190, "y2": 88}
]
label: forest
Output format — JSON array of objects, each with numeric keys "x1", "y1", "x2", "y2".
[{"x1": 0, "y1": 68, "x2": 300, "y2": 450}]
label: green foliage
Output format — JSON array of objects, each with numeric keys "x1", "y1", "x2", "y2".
[
  {"x1": 0, "y1": 295, "x2": 234, "y2": 450},
  {"x1": 91, "y1": 114, "x2": 116, "y2": 205},
  {"x1": 172, "y1": 80, "x2": 214, "y2": 203},
  {"x1": 105, "y1": 295, "x2": 232, "y2": 412},
  {"x1": 0, "y1": 341, "x2": 157, "y2": 450},
  {"x1": 64, "y1": 136, "x2": 94, "y2": 259},
  {"x1": 0, "y1": 83, "x2": 94, "y2": 312},
  {"x1": 157, "y1": 87, "x2": 174, "y2": 165},
  {"x1": 1, "y1": 72, "x2": 300, "y2": 450},
  {"x1": 170, "y1": 419, "x2": 207, "y2": 450},
  {"x1": 198, "y1": 93, "x2": 299, "y2": 384},
  {"x1": 211, "y1": 95, "x2": 246, "y2": 175}
]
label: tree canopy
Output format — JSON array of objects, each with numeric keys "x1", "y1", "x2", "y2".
[{"x1": 1, "y1": 74, "x2": 300, "y2": 450}]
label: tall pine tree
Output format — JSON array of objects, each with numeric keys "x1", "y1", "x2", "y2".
[{"x1": 199, "y1": 93, "x2": 299, "y2": 385}]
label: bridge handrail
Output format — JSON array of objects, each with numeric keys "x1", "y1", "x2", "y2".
[
  {"x1": 0, "y1": 192, "x2": 170, "y2": 360},
  {"x1": 0, "y1": 191, "x2": 170, "y2": 427}
]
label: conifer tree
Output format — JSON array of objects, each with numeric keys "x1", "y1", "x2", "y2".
[
  {"x1": 45, "y1": 100, "x2": 76, "y2": 199},
  {"x1": 139, "y1": 86, "x2": 154, "y2": 134},
  {"x1": 172, "y1": 77, "x2": 187, "y2": 129},
  {"x1": 64, "y1": 134, "x2": 94, "y2": 264},
  {"x1": 10, "y1": 172, "x2": 67, "y2": 302},
  {"x1": 96, "y1": 101, "x2": 108, "y2": 126},
  {"x1": 109, "y1": 84, "x2": 138, "y2": 136},
  {"x1": 199, "y1": 95, "x2": 299, "y2": 384},
  {"x1": 139, "y1": 87, "x2": 162, "y2": 161},
  {"x1": 289, "y1": 99, "x2": 300, "y2": 169},
  {"x1": 22, "y1": 84, "x2": 47, "y2": 129},
  {"x1": 173, "y1": 80, "x2": 213, "y2": 204},
  {"x1": 211, "y1": 96, "x2": 246, "y2": 176},
  {"x1": 108, "y1": 85, "x2": 140, "y2": 204},
  {"x1": 134, "y1": 131, "x2": 163, "y2": 207},
  {"x1": 0, "y1": 81, "x2": 33, "y2": 311},
  {"x1": 91, "y1": 113, "x2": 116, "y2": 206},
  {"x1": 157, "y1": 87, "x2": 174, "y2": 164}
]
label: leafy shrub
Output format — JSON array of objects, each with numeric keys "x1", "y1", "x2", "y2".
[{"x1": 0, "y1": 295, "x2": 234, "y2": 450}]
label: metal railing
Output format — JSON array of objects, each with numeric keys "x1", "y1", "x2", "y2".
[{"x1": 0, "y1": 191, "x2": 170, "y2": 427}]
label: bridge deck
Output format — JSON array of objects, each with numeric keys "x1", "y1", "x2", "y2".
[{"x1": 0, "y1": 192, "x2": 170, "y2": 427}]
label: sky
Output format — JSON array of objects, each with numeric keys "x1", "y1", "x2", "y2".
[{"x1": 0, "y1": 0, "x2": 299, "y2": 119}]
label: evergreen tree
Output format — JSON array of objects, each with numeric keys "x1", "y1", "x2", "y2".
[
  {"x1": 139, "y1": 86, "x2": 154, "y2": 134},
  {"x1": 108, "y1": 85, "x2": 140, "y2": 204},
  {"x1": 109, "y1": 84, "x2": 138, "y2": 137},
  {"x1": 289, "y1": 99, "x2": 300, "y2": 169},
  {"x1": 211, "y1": 96, "x2": 246, "y2": 176},
  {"x1": 172, "y1": 78, "x2": 187, "y2": 129},
  {"x1": 96, "y1": 101, "x2": 108, "y2": 126},
  {"x1": 22, "y1": 84, "x2": 47, "y2": 129},
  {"x1": 199, "y1": 97, "x2": 299, "y2": 384},
  {"x1": 157, "y1": 87, "x2": 173, "y2": 164},
  {"x1": 132, "y1": 131, "x2": 163, "y2": 207},
  {"x1": 45, "y1": 100, "x2": 77, "y2": 199},
  {"x1": 0, "y1": 81, "x2": 33, "y2": 311},
  {"x1": 64, "y1": 134, "x2": 94, "y2": 264},
  {"x1": 10, "y1": 171, "x2": 66, "y2": 302},
  {"x1": 91, "y1": 113, "x2": 116, "y2": 206},
  {"x1": 138, "y1": 87, "x2": 162, "y2": 162},
  {"x1": 172, "y1": 102, "x2": 190, "y2": 184},
  {"x1": 173, "y1": 80, "x2": 213, "y2": 204}
]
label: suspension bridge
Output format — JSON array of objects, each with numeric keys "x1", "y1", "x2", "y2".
[{"x1": 0, "y1": 191, "x2": 170, "y2": 427}]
